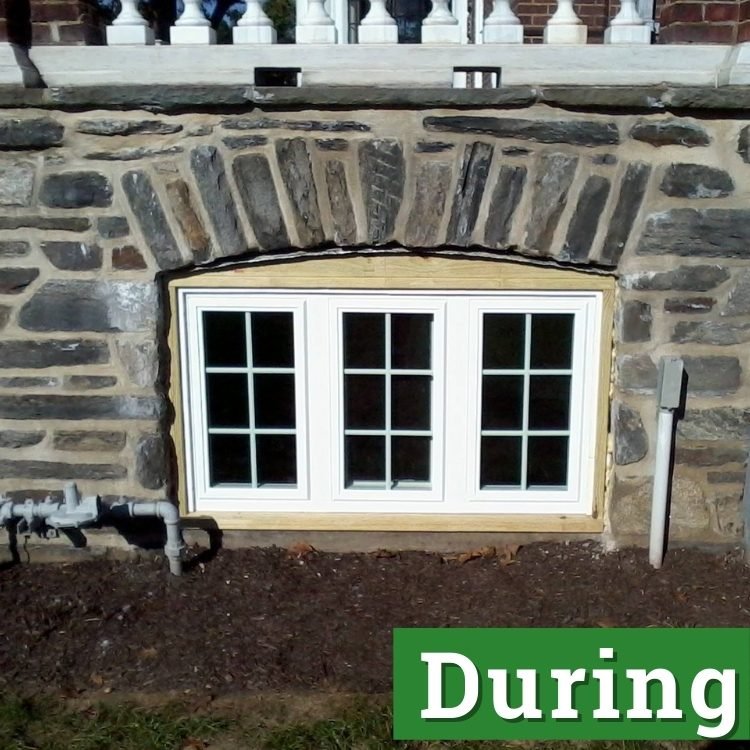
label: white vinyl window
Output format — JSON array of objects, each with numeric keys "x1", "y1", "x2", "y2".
[{"x1": 179, "y1": 289, "x2": 602, "y2": 516}]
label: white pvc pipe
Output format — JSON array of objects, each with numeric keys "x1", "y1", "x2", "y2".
[
  {"x1": 128, "y1": 501, "x2": 184, "y2": 576},
  {"x1": 649, "y1": 407, "x2": 675, "y2": 569}
]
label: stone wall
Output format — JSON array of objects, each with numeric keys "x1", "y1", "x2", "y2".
[{"x1": 0, "y1": 97, "x2": 748, "y2": 546}]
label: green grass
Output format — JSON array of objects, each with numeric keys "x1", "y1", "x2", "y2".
[{"x1": 0, "y1": 693, "x2": 709, "y2": 750}]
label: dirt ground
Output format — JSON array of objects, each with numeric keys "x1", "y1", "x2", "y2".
[{"x1": 1, "y1": 541, "x2": 749, "y2": 699}]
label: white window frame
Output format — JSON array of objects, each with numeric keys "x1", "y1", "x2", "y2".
[{"x1": 178, "y1": 287, "x2": 603, "y2": 517}]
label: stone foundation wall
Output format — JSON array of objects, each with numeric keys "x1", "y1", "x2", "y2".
[{"x1": 0, "y1": 97, "x2": 748, "y2": 546}]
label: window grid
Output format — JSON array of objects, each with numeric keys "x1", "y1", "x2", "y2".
[
  {"x1": 343, "y1": 311, "x2": 433, "y2": 490},
  {"x1": 480, "y1": 312, "x2": 572, "y2": 490},
  {"x1": 205, "y1": 311, "x2": 298, "y2": 488}
]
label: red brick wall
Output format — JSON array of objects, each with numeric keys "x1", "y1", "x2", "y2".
[
  {"x1": 30, "y1": 0, "x2": 104, "y2": 44},
  {"x1": 659, "y1": 0, "x2": 740, "y2": 42}
]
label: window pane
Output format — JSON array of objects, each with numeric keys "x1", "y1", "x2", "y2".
[
  {"x1": 203, "y1": 311, "x2": 246, "y2": 367},
  {"x1": 256, "y1": 434, "x2": 297, "y2": 485},
  {"x1": 345, "y1": 435, "x2": 385, "y2": 486},
  {"x1": 481, "y1": 375, "x2": 524, "y2": 431},
  {"x1": 530, "y1": 314, "x2": 574, "y2": 369},
  {"x1": 254, "y1": 374, "x2": 296, "y2": 428},
  {"x1": 392, "y1": 436, "x2": 430, "y2": 485},
  {"x1": 207, "y1": 373, "x2": 249, "y2": 428},
  {"x1": 480, "y1": 436, "x2": 521, "y2": 487},
  {"x1": 209, "y1": 434, "x2": 251, "y2": 485},
  {"x1": 392, "y1": 375, "x2": 431, "y2": 431},
  {"x1": 345, "y1": 374, "x2": 385, "y2": 429},
  {"x1": 528, "y1": 375, "x2": 571, "y2": 431},
  {"x1": 392, "y1": 313, "x2": 432, "y2": 370},
  {"x1": 344, "y1": 313, "x2": 384, "y2": 369},
  {"x1": 527, "y1": 436, "x2": 568, "y2": 487},
  {"x1": 483, "y1": 314, "x2": 524, "y2": 370},
  {"x1": 251, "y1": 312, "x2": 294, "y2": 368}
]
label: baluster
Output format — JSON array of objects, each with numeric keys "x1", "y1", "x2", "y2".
[
  {"x1": 107, "y1": 0, "x2": 155, "y2": 44},
  {"x1": 297, "y1": 0, "x2": 337, "y2": 43},
  {"x1": 234, "y1": 0, "x2": 277, "y2": 43},
  {"x1": 422, "y1": 0, "x2": 461, "y2": 43},
  {"x1": 171, "y1": 0, "x2": 216, "y2": 43},
  {"x1": 483, "y1": 0, "x2": 522, "y2": 43},
  {"x1": 358, "y1": 0, "x2": 398, "y2": 43},
  {"x1": 605, "y1": 0, "x2": 650, "y2": 43},
  {"x1": 544, "y1": 0, "x2": 586, "y2": 43}
]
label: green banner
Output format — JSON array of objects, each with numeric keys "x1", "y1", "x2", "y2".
[{"x1": 393, "y1": 628, "x2": 749, "y2": 740}]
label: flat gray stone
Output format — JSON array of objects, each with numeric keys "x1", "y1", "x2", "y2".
[
  {"x1": 524, "y1": 152, "x2": 577, "y2": 254},
  {"x1": 0, "y1": 339, "x2": 109, "y2": 369},
  {"x1": 502, "y1": 146, "x2": 531, "y2": 157},
  {"x1": 675, "y1": 442, "x2": 746, "y2": 466},
  {"x1": 723, "y1": 269, "x2": 750, "y2": 316},
  {"x1": 0, "y1": 431, "x2": 45, "y2": 449},
  {"x1": 0, "y1": 268, "x2": 38, "y2": 294},
  {"x1": 223, "y1": 117, "x2": 370, "y2": 133},
  {"x1": 19, "y1": 280, "x2": 157, "y2": 333},
  {"x1": 0, "y1": 376, "x2": 58, "y2": 388},
  {"x1": 664, "y1": 297, "x2": 715, "y2": 313},
  {"x1": 484, "y1": 164, "x2": 526, "y2": 249},
  {"x1": 707, "y1": 471, "x2": 745, "y2": 484},
  {"x1": 116, "y1": 340, "x2": 158, "y2": 389},
  {"x1": 316, "y1": 138, "x2": 348, "y2": 152},
  {"x1": 53, "y1": 430, "x2": 126, "y2": 451},
  {"x1": 672, "y1": 319, "x2": 750, "y2": 345},
  {"x1": 97, "y1": 216, "x2": 129, "y2": 239},
  {"x1": 447, "y1": 142, "x2": 494, "y2": 246},
  {"x1": 616, "y1": 354, "x2": 657, "y2": 393},
  {"x1": 0, "y1": 161, "x2": 34, "y2": 206},
  {"x1": 65, "y1": 375, "x2": 117, "y2": 390},
  {"x1": 324, "y1": 160, "x2": 357, "y2": 246},
  {"x1": 619, "y1": 299, "x2": 651, "y2": 343},
  {"x1": 678, "y1": 407, "x2": 750, "y2": 441},
  {"x1": 0, "y1": 117, "x2": 64, "y2": 149},
  {"x1": 660, "y1": 163, "x2": 733, "y2": 199},
  {"x1": 682, "y1": 356, "x2": 741, "y2": 395},
  {"x1": 405, "y1": 161, "x2": 452, "y2": 248},
  {"x1": 0, "y1": 216, "x2": 90, "y2": 232},
  {"x1": 165, "y1": 179, "x2": 211, "y2": 264},
  {"x1": 233, "y1": 152, "x2": 289, "y2": 250},
  {"x1": 0, "y1": 395, "x2": 163, "y2": 421},
  {"x1": 122, "y1": 170, "x2": 183, "y2": 270},
  {"x1": 41, "y1": 241, "x2": 102, "y2": 271},
  {"x1": 621, "y1": 265, "x2": 730, "y2": 292},
  {"x1": 415, "y1": 141, "x2": 455, "y2": 153},
  {"x1": 638, "y1": 208, "x2": 750, "y2": 258},
  {"x1": 222, "y1": 135, "x2": 268, "y2": 150},
  {"x1": 76, "y1": 119, "x2": 183, "y2": 136},
  {"x1": 423, "y1": 115, "x2": 619, "y2": 147},
  {"x1": 85, "y1": 146, "x2": 183, "y2": 161},
  {"x1": 560, "y1": 174, "x2": 610, "y2": 263},
  {"x1": 191, "y1": 146, "x2": 247, "y2": 258},
  {"x1": 599, "y1": 162, "x2": 650, "y2": 266},
  {"x1": 136, "y1": 433, "x2": 166, "y2": 489},
  {"x1": 0, "y1": 459, "x2": 126, "y2": 481},
  {"x1": 613, "y1": 401, "x2": 648, "y2": 465},
  {"x1": 0, "y1": 306, "x2": 8, "y2": 330},
  {"x1": 276, "y1": 138, "x2": 324, "y2": 247},
  {"x1": 359, "y1": 139, "x2": 405, "y2": 245},
  {"x1": 0, "y1": 241, "x2": 30, "y2": 257},
  {"x1": 40, "y1": 171, "x2": 112, "y2": 208},
  {"x1": 738, "y1": 125, "x2": 750, "y2": 164},
  {"x1": 630, "y1": 118, "x2": 710, "y2": 148}
]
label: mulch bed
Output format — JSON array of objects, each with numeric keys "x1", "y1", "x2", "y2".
[{"x1": 1, "y1": 541, "x2": 748, "y2": 697}]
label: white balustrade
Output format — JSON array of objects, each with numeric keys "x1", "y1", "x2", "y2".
[
  {"x1": 544, "y1": 0, "x2": 586, "y2": 43},
  {"x1": 171, "y1": 0, "x2": 216, "y2": 44},
  {"x1": 106, "y1": 0, "x2": 155, "y2": 44},
  {"x1": 605, "y1": 0, "x2": 650, "y2": 43},
  {"x1": 483, "y1": 0, "x2": 522, "y2": 43},
  {"x1": 234, "y1": 0, "x2": 277, "y2": 43},
  {"x1": 422, "y1": 0, "x2": 461, "y2": 44},
  {"x1": 296, "y1": 0, "x2": 337, "y2": 43},
  {"x1": 358, "y1": 0, "x2": 398, "y2": 43}
]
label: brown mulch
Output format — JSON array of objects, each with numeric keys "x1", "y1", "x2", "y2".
[{"x1": 0, "y1": 542, "x2": 748, "y2": 698}]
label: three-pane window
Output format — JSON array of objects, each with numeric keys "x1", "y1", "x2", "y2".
[{"x1": 180, "y1": 290, "x2": 601, "y2": 516}]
